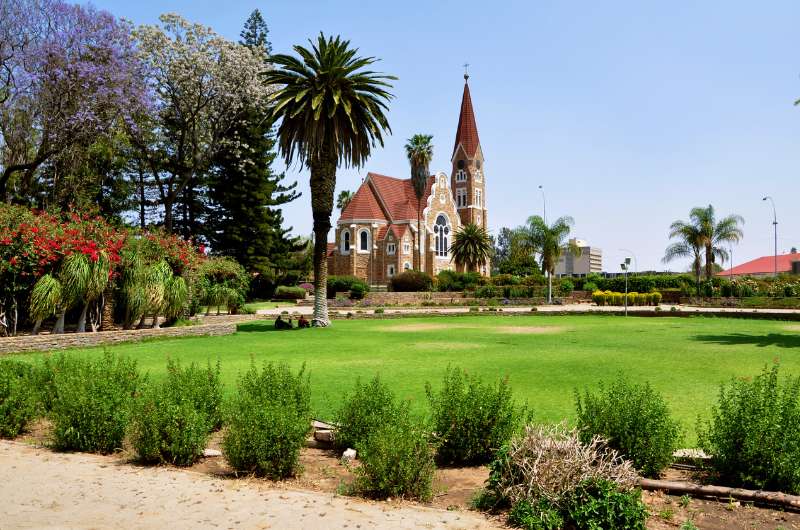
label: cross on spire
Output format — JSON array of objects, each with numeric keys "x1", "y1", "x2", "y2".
[{"x1": 463, "y1": 63, "x2": 470, "y2": 81}]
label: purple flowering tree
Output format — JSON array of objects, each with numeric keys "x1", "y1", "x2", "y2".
[{"x1": 0, "y1": 0, "x2": 148, "y2": 201}]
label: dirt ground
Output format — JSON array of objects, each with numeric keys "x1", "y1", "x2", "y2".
[{"x1": 6, "y1": 422, "x2": 800, "y2": 529}]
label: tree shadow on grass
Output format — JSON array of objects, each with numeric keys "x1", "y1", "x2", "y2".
[
  {"x1": 236, "y1": 322, "x2": 279, "y2": 333},
  {"x1": 693, "y1": 333, "x2": 800, "y2": 349}
]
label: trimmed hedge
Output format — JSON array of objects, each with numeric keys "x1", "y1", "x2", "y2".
[
  {"x1": 327, "y1": 275, "x2": 369, "y2": 299},
  {"x1": 592, "y1": 290, "x2": 661, "y2": 306},
  {"x1": 389, "y1": 270, "x2": 432, "y2": 292},
  {"x1": 437, "y1": 270, "x2": 483, "y2": 291},
  {"x1": 273, "y1": 286, "x2": 306, "y2": 300}
]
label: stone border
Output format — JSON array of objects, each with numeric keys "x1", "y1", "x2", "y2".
[{"x1": 0, "y1": 320, "x2": 246, "y2": 355}]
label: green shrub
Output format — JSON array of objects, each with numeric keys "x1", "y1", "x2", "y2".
[
  {"x1": 32, "y1": 353, "x2": 80, "y2": 412},
  {"x1": 507, "y1": 286, "x2": 532, "y2": 299},
  {"x1": 508, "y1": 498, "x2": 564, "y2": 530},
  {"x1": 334, "y1": 375, "x2": 403, "y2": 451},
  {"x1": 564, "y1": 479, "x2": 647, "y2": 530},
  {"x1": 611, "y1": 292, "x2": 624, "y2": 306},
  {"x1": 349, "y1": 281, "x2": 368, "y2": 300},
  {"x1": 374, "y1": 307, "x2": 385, "y2": 314},
  {"x1": 222, "y1": 362, "x2": 311, "y2": 479},
  {"x1": 591, "y1": 290, "x2": 606, "y2": 306},
  {"x1": 389, "y1": 270, "x2": 433, "y2": 292},
  {"x1": 0, "y1": 360, "x2": 39, "y2": 438},
  {"x1": 327, "y1": 275, "x2": 370, "y2": 298},
  {"x1": 426, "y1": 367, "x2": 527, "y2": 466},
  {"x1": 559, "y1": 279, "x2": 574, "y2": 296},
  {"x1": 50, "y1": 352, "x2": 141, "y2": 453},
  {"x1": 273, "y1": 286, "x2": 306, "y2": 300},
  {"x1": 492, "y1": 274, "x2": 522, "y2": 286},
  {"x1": 438, "y1": 270, "x2": 483, "y2": 291},
  {"x1": 576, "y1": 376, "x2": 681, "y2": 477},
  {"x1": 698, "y1": 364, "x2": 800, "y2": 493},
  {"x1": 475, "y1": 285, "x2": 500, "y2": 298},
  {"x1": 626, "y1": 292, "x2": 638, "y2": 306},
  {"x1": 584, "y1": 281, "x2": 599, "y2": 293},
  {"x1": 651, "y1": 292, "x2": 662, "y2": 305},
  {"x1": 353, "y1": 411, "x2": 435, "y2": 501}
]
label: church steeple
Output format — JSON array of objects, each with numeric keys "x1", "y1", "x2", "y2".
[{"x1": 452, "y1": 77, "x2": 480, "y2": 159}]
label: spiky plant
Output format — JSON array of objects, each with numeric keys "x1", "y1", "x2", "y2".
[
  {"x1": 162, "y1": 275, "x2": 188, "y2": 324},
  {"x1": 145, "y1": 261, "x2": 173, "y2": 329},
  {"x1": 29, "y1": 274, "x2": 63, "y2": 335},
  {"x1": 265, "y1": 33, "x2": 395, "y2": 327},
  {"x1": 450, "y1": 223, "x2": 492, "y2": 273}
]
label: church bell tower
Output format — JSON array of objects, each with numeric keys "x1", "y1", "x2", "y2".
[{"x1": 450, "y1": 73, "x2": 486, "y2": 231}]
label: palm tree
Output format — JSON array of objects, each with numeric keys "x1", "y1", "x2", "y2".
[
  {"x1": 515, "y1": 215, "x2": 578, "y2": 303},
  {"x1": 404, "y1": 134, "x2": 434, "y2": 271},
  {"x1": 450, "y1": 223, "x2": 492, "y2": 272},
  {"x1": 663, "y1": 221, "x2": 704, "y2": 292},
  {"x1": 336, "y1": 190, "x2": 353, "y2": 211},
  {"x1": 691, "y1": 205, "x2": 744, "y2": 280},
  {"x1": 265, "y1": 34, "x2": 395, "y2": 327},
  {"x1": 29, "y1": 274, "x2": 63, "y2": 335}
]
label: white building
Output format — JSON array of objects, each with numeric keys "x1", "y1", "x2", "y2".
[{"x1": 555, "y1": 238, "x2": 602, "y2": 277}]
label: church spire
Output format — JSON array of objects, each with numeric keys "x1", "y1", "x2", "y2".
[{"x1": 452, "y1": 75, "x2": 480, "y2": 158}]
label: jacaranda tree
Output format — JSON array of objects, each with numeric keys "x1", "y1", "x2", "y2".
[{"x1": 265, "y1": 33, "x2": 396, "y2": 326}]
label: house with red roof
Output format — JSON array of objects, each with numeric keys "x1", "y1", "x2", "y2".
[
  {"x1": 717, "y1": 250, "x2": 800, "y2": 277},
  {"x1": 327, "y1": 75, "x2": 489, "y2": 286}
]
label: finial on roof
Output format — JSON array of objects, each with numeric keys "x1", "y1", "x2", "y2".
[{"x1": 463, "y1": 62, "x2": 469, "y2": 81}]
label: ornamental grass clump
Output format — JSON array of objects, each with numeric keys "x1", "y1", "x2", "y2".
[
  {"x1": 576, "y1": 376, "x2": 682, "y2": 477},
  {"x1": 49, "y1": 352, "x2": 141, "y2": 454},
  {"x1": 128, "y1": 360, "x2": 222, "y2": 466},
  {"x1": 222, "y1": 362, "x2": 311, "y2": 479},
  {"x1": 699, "y1": 364, "x2": 800, "y2": 494},
  {"x1": 0, "y1": 360, "x2": 39, "y2": 438},
  {"x1": 426, "y1": 366, "x2": 528, "y2": 466},
  {"x1": 333, "y1": 375, "x2": 404, "y2": 452},
  {"x1": 477, "y1": 423, "x2": 645, "y2": 530}
]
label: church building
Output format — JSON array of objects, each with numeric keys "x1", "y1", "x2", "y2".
[{"x1": 327, "y1": 75, "x2": 489, "y2": 286}]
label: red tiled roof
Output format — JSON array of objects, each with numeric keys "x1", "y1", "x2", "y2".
[
  {"x1": 366, "y1": 173, "x2": 434, "y2": 221},
  {"x1": 376, "y1": 224, "x2": 410, "y2": 242},
  {"x1": 339, "y1": 181, "x2": 386, "y2": 221},
  {"x1": 718, "y1": 253, "x2": 800, "y2": 276},
  {"x1": 452, "y1": 81, "x2": 480, "y2": 157}
]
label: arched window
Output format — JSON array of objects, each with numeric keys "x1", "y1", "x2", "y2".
[
  {"x1": 387, "y1": 264, "x2": 396, "y2": 277},
  {"x1": 433, "y1": 214, "x2": 450, "y2": 257},
  {"x1": 359, "y1": 229, "x2": 370, "y2": 251},
  {"x1": 403, "y1": 262, "x2": 411, "y2": 270},
  {"x1": 387, "y1": 242, "x2": 396, "y2": 255},
  {"x1": 342, "y1": 231, "x2": 350, "y2": 253}
]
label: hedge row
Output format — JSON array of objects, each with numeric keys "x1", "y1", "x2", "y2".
[{"x1": 592, "y1": 290, "x2": 662, "y2": 306}]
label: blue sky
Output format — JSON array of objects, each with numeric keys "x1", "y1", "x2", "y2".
[{"x1": 93, "y1": 0, "x2": 800, "y2": 272}]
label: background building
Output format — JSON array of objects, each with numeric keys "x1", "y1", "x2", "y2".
[
  {"x1": 718, "y1": 250, "x2": 800, "y2": 277},
  {"x1": 555, "y1": 238, "x2": 602, "y2": 277}
]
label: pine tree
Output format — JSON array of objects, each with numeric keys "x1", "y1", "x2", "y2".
[{"x1": 207, "y1": 10, "x2": 300, "y2": 278}]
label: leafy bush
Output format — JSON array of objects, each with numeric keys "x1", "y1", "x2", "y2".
[
  {"x1": 389, "y1": 270, "x2": 432, "y2": 292},
  {"x1": 0, "y1": 360, "x2": 39, "y2": 438},
  {"x1": 349, "y1": 281, "x2": 368, "y2": 300},
  {"x1": 129, "y1": 385, "x2": 207, "y2": 466},
  {"x1": 353, "y1": 411, "x2": 436, "y2": 501},
  {"x1": 651, "y1": 292, "x2": 662, "y2": 305},
  {"x1": 197, "y1": 257, "x2": 249, "y2": 313},
  {"x1": 583, "y1": 281, "x2": 598, "y2": 293},
  {"x1": 327, "y1": 275, "x2": 367, "y2": 298},
  {"x1": 591, "y1": 290, "x2": 606, "y2": 306},
  {"x1": 506, "y1": 286, "x2": 532, "y2": 299},
  {"x1": 576, "y1": 376, "x2": 681, "y2": 477},
  {"x1": 273, "y1": 286, "x2": 306, "y2": 300},
  {"x1": 699, "y1": 364, "x2": 800, "y2": 493},
  {"x1": 334, "y1": 375, "x2": 403, "y2": 451},
  {"x1": 564, "y1": 478, "x2": 647, "y2": 530},
  {"x1": 426, "y1": 367, "x2": 527, "y2": 466},
  {"x1": 438, "y1": 270, "x2": 483, "y2": 291},
  {"x1": 559, "y1": 279, "x2": 574, "y2": 296},
  {"x1": 49, "y1": 352, "x2": 141, "y2": 453},
  {"x1": 222, "y1": 362, "x2": 311, "y2": 479},
  {"x1": 475, "y1": 285, "x2": 500, "y2": 298},
  {"x1": 492, "y1": 274, "x2": 522, "y2": 286}
]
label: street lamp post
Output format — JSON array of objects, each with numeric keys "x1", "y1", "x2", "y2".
[
  {"x1": 618, "y1": 248, "x2": 638, "y2": 274},
  {"x1": 763, "y1": 196, "x2": 778, "y2": 276},
  {"x1": 538, "y1": 185, "x2": 546, "y2": 224},
  {"x1": 539, "y1": 185, "x2": 551, "y2": 303},
  {"x1": 621, "y1": 258, "x2": 630, "y2": 317}
]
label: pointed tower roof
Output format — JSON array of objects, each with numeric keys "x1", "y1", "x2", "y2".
[{"x1": 452, "y1": 75, "x2": 480, "y2": 158}]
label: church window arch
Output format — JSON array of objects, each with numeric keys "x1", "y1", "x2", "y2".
[
  {"x1": 433, "y1": 214, "x2": 450, "y2": 257},
  {"x1": 358, "y1": 229, "x2": 370, "y2": 252},
  {"x1": 341, "y1": 230, "x2": 351, "y2": 253}
]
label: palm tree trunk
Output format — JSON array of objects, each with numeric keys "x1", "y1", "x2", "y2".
[
  {"x1": 53, "y1": 309, "x2": 66, "y2": 334},
  {"x1": 417, "y1": 202, "x2": 422, "y2": 272},
  {"x1": 705, "y1": 245, "x2": 713, "y2": 280},
  {"x1": 32, "y1": 319, "x2": 42, "y2": 335},
  {"x1": 309, "y1": 152, "x2": 336, "y2": 327},
  {"x1": 77, "y1": 302, "x2": 89, "y2": 333},
  {"x1": 100, "y1": 285, "x2": 114, "y2": 331}
]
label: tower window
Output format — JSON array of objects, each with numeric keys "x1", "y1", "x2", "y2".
[
  {"x1": 342, "y1": 231, "x2": 351, "y2": 253},
  {"x1": 387, "y1": 242, "x2": 396, "y2": 255},
  {"x1": 455, "y1": 169, "x2": 466, "y2": 182},
  {"x1": 433, "y1": 214, "x2": 450, "y2": 257},
  {"x1": 474, "y1": 189, "x2": 482, "y2": 208},
  {"x1": 476, "y1": 160, "x2": 481, "y2": 169},
  {"x1": 358, "y1": 229, "x2": 370, "y2": 251},
  {"x1": 457, "y1": 159, "x2": 465, "y2": 170},
  {"x1": 456, "y1": 188, "x2": 467, "y2": 208}
]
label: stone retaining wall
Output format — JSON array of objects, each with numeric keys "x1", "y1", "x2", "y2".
[
  {"x1": 0, "y1": 321, "x2": 242, "y2": 355},
  {"x1": 361, "y1": 292, "x2": 468, "y2": 305}
]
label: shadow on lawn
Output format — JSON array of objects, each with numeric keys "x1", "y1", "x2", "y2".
[
  {"x1": 693, "y1": 333, "x2": 800, "y2": 349},
  {"x1": 236, "y1": 322, "x2": 278, "y2": 333}
]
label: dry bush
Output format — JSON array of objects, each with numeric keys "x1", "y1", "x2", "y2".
[{"x1": 489, "y1": 422, "x2": 638, "y2": 508}]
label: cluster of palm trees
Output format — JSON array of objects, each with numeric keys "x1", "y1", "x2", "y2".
[
  {"x1": 662, "y1": 205, "x2": 744, "y2": 289},
  {"x1": 511, "y1": 216, "x2": 578, "y2": 303}
]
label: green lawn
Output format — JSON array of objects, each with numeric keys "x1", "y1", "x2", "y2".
[{"x1": 16, "y1": 315, "x2": 800, "y2": 444}]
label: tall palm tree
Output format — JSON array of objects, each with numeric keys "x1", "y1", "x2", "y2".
[
  {"x1": 450, "y1": 223, "x2": 492, "y2": 272},
  {"x1": 265, "y1": 34, "x2": 395, "y2": 327},
  {"x1": 516, "y1": 215, "x2": 578, "y2": 303},
  {"x1": 404, "y1": 134, "x2": 433, "y2": 271},
  {"x1": 691, "y1": 205, "x2": 744, "y2": 279},
  {"x1": 336, "y1": 190, "x2": 353, "y2": 211}
]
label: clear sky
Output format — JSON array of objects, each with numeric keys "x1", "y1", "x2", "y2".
[{"x1": 91, "y1": 0, "x2": 800, "y2": 272}]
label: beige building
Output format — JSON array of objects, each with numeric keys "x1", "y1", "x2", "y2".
[
  {"x1": 555, "y1": 238, "x2": 602, "y2": 277},
  {"x1": 326, "y1": 75, "x2": 489, "y2": 285}
]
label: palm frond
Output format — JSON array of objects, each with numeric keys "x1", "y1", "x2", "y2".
[{"x1": 30, "y1": 274, "x2": 63, "y2": 321}]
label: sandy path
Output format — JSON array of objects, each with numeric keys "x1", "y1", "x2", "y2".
[{"x1": 0, "y1": 441, "x2": 499, "y2": 530}]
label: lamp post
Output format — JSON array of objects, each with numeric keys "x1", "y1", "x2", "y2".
[
  {"x1": 621, "y1": 259, "x2": 630, "y2": 317},
  {"x1": 763, "y1": 196, "x2": 778, "y2": 276},
  {"x1": 539, "y1": 185, "x2": 550, "y2": 303},
  {"x1": 618, "y1": 248, "x2": 638, "y2": 274},
  {"x1": 538, "y1": 185, "x2": 547, "y2": 224}
]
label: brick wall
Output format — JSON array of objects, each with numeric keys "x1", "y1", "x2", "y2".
[
  {"x1": 0, "y1": 321, "x2": 242, "y2": 355},
  {"x1": 363, "y1": 292, "x2": 468, "y2": 305}
]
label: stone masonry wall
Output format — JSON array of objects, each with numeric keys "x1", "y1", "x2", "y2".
[{"x1": 0, "y1": 321, "x2": 242, "y2": 355}]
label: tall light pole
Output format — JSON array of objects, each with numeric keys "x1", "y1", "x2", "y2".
[
  {"x1": 763, "y1": 196, "x2": 778, "y2": 276},
  {"x1": 621, "y1": 259, "x2": 630, "y2": 317},
  {"x1": 539, "y1": 185, "x2": 550, "y2": 303},
  {"x1": 538, "y1": 185, "x2": 547, "y2": 224},
  {"x1": 618, "y1": 248, "x2": 638, "y2": 274}
]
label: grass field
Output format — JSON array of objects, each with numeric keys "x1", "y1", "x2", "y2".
[{"x1": 16, "y1": 315, "x2": 800, "y2": 444}]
